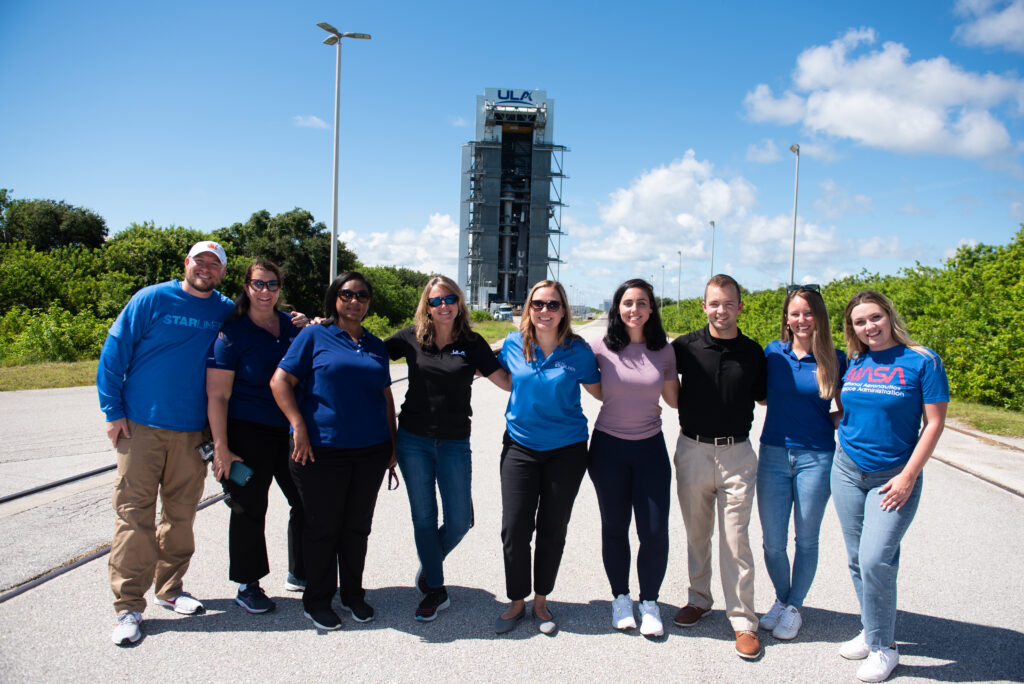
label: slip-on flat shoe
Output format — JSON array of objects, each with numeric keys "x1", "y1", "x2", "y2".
[
  {"x1": 494, "y1": 609, "x2": 525, "y2": 634},
  {"x1": 534, "y1": 608, "x2": 557, "y2": 635}
]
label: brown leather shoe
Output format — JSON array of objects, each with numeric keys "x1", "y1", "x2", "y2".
[
  {"x1": 735, "y1": 630, "x2": 762, "y2": 659},
  {"x1": 672, "y1": 604, "x2": 710, "y2": 627}
]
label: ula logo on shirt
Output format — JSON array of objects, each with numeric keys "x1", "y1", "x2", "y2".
[
  {"x1": 845, "y1": 366, "x2": 905, "y2": 385},
  {"x1": 450, "y1": 350, "x2": 466, "y2": 357}
]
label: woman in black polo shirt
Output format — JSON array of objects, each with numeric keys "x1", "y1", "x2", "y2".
[
  {"x1": 206, "y1": 260, "x2": 308, "y2": 614},
  {"x1": 385, "y1": 275, "x2": 509, "y2": 622}
]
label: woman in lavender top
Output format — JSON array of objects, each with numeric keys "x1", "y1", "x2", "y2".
[{"x1": 585, "y1": 279, "x2": 679, "y2": 637}]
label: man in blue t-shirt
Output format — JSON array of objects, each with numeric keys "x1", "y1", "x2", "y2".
[{"x1": 97, "y1": 241, "x2": 234, "y2": 647}]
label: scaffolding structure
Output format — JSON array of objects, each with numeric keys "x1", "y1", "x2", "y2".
[{"x1": 458, "y1": 89, "x2": 568, "y2": 309}]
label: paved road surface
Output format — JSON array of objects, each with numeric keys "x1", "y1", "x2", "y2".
[{"x1": 1, "y1": 321, "x2": 1022, "y2": 682}]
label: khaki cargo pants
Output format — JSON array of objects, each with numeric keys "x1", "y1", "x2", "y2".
[{"x1": 109, "y1": 420, "x2": 207, "y2": 614}]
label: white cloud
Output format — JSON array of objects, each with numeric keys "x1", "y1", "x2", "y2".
[
  {"x1": 448, "y1": 115, "x2": 469, "y2": 127},
  {"x1": 743, "y1": 28, "x2": 1024, "y2": 158},
  {"x1": 814, "y1": 179, "x2": 872, "y2": 219},
  {"x1": 292, "y1": 115, "x2": 328, "y2": 129},
  {"x1": 746, "y1": 138, "x2": 780, "y2": 163},
  {"x1": 943, "y1": 237, "x2": 980, "y2": 260},
  {"x1": 896, "y1": 203, "x2": 931, "y2": 216},
  {"x1": 343, "y1": 213, "x2": 459, "y2": 275},
  {"x1": 954, "y1": 0, "x2": 1024, "y2": 53}
]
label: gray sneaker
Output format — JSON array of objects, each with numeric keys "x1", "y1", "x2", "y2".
[{"x1": 111, "y1": 611, "x2": 142, "y2": 646}]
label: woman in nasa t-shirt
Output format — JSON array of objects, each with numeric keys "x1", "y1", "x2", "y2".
[{"x1": 831, "y1": 290, "x2": 948, "y2": 683}]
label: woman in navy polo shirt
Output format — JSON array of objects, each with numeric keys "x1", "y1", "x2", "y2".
[
  {"x1": 756, "y1": 285, "x2": 846, "y2": 642},
  {"x1": 386, "y1": 275, "x2": 509, "y2": 623},
  {"x1": 270, "y1": 271, "x2": 397, "y2": 632},
  {"x1": 206, "y1": 260, "x2": 308, "y2": 614},
  {"x1": 831, "y1": 290, "x2": 947, "y2": 683},
  {"x1": 493, "y1": 280, "x2": 600, "y2": 636}
]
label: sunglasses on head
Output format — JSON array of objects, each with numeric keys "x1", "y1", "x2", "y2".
[
  {"x1": 247, "y1": 279, "x2": 281, "y2": 292},
  {"x1": 787, "y1": 283, "x2": 821, "y2": 293},
  {"x1": 427, "y1": 294, "x2": 458, "y2": 307},
  {"x1": 338, "y1": 289, "x2": 371, "y2": 303},
  {"x1": 529, "y1": 299, "x2": 562, "y2": 312}
]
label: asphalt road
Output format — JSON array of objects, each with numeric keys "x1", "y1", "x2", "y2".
[{"x1": 0, "y1": 321, "x2": 1022, "y2": 682}]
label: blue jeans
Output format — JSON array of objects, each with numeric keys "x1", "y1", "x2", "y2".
[
  {"x1": 395, "y1": 428, "x2": 473, "y2": 589},
  {"x1": 756, "y1": 443, "x2": 833, "y2": 609},
  {"x1": 830, "y1": 445, "x2": 922, "y2": 648}
]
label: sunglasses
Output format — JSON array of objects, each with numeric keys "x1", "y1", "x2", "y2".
[
  {"x1": 529, "y1": 299, "x2": 562, "y2": 312},
  {"x1": 428, "y1": 294, "x2": 458, "y2": 307},
  {"x1": 787, "y1": 283, "x2": 821, "y2": 293},
  {"x1": 247, "y1": 279, "x2": 281, "y2": 292},
  {"x1": 338, "y1": 289, "x2": 371, "y2": 303}
]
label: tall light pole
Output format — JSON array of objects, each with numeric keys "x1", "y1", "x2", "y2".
[
  {"x1": 708, "y1": 220, "x2": 716, "y2": 280},
  {"x1": 789, "y1": 143, "x2": 800, "y2": 286},
  {"x1": 660, "y1": 264, "x2": 666, "y2": 311},
  {"x1": 318, "y1": 22, "x2": 371, "y2": 284},
  {"x1": 676, "y1": 250, "x2": 681, "y2": 310}
]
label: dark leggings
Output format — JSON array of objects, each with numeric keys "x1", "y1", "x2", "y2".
[
  {"x1": 500, "y1": 433, "x2": 588, "y2": 601},
  {"x1": 587, "y1": 429, "x2": 671, "y2": 602},
  {"x1": 289, "y1": 441, "x2": 390, "y2": 611},
  {"x1": 224, "y1": 419, "x2": 304, "y2": 585}
]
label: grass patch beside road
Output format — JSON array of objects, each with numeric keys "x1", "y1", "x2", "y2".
[
  {"x1": 471, "y1": 320, "x2": 516, "y2": 344},
  {"x1": 948, "y1": 400, "x2": 1024, "y2": 439},
  {"x1": 0, "y1": 359, "x2": 99, "y2": 391}
]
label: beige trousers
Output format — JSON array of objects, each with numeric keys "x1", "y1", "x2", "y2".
[
  {"x1": 109, "y1": 420, "x2": 207, "y2": 614},
  {"x1": 673, "y1": 433, "x2": 759, "y2": 632}
]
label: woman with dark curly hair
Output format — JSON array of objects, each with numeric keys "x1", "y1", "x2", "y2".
[{"x1": 271, "y1": 271, "x2": 397, "y2": 632}]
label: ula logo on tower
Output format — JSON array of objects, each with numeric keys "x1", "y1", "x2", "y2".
[{"x1": 497, "y1": 90, "x2": 534, "y2": 105}]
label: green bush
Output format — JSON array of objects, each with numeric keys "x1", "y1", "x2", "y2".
[
  {"x1": 470, "y1": 309, "x2": 493, "y2": 323},
  {"x1": 0, "y1": 304, "x2": 111, "y2": 365}
]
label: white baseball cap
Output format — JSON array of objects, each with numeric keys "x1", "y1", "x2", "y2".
[{"x1": 187, "y1": 240, "x2": 227, "y2": 265}]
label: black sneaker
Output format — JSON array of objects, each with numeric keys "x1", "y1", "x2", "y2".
[
  {"x1": 415, "y1": 587, "x2": 451, "y2": 622},
  {"x1": 303, "y1": 606, "x2": 342, "y2": 630},
  {"x1": 236, "y1": 582, "x2": 276, "y2": 614},
  {"x1": 340, "y1": 597, "x2": 375, "y2": 623}
]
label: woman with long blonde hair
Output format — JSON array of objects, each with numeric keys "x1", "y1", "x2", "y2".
[
  {"x1": 756, "y1": 284, "x2": 847, "y2": 642},
  {"x1": 385, "y1": 275, "x2": 509, "y2": 622},
  {"x1": 493, "y1": 280, "x2": 600, "y2": 636},
  {"x1": 831, "y1": 289, "x2": 947, "y2": 682}
]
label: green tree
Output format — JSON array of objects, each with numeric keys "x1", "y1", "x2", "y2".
[
  {"x1": 0, "y1": 196, "x2": 108, "y2": 250},
  {"x1": 102, "y1": 222, "x2": 206, "y2": 289},
  {"x1": 214, "y1": 209, "x2": 357, "y2": 316}
]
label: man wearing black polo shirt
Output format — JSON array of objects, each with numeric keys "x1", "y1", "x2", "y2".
[{"x1": 670, "y1": 274, "x2": 767, "y2": 660}]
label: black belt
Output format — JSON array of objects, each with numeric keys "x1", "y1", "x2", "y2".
[{"x1": 682, "y1": 429, "x2": 747, "y2": 446}]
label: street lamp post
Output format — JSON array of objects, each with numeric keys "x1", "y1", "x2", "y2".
[
  {"x1": 317, "y1": 22, "x2": 371, "y2": 284},
  {"x1": 708, "y1": 220, "x2": 716, "y2": 280},
  {"x1": 789, "y1": 143, "x2": 800, "y2": 286},
  {"x1": 676, "y1": 250, "x2": 681, "y2": 310},
  {"x1": 660, "y1": 264, "x2": 665, "y2": 312}
]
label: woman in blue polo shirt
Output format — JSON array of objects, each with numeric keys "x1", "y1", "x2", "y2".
[
  {"x1": 756, "y1": 285, "x2": 846, "y2": 642},
  {"x1": 832, "y1": 290, "x2": 947, "y2": 683},
  {"x1": 385, "y1": 275, "x2": 508, "y2": 623},
  {"x1": 270, "y1": 271, "x2": 397, "y2": 632},
  {"x1": 493, "y1": 280, "x2": 600, "y2": 636},
  {"x1": 207, "y1": 260, "x2": 308, "y2": 614}
]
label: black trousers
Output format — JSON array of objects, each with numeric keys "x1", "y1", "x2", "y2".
[
  {"x1": 587, "y1": 429, "x2": 671, "y2": 601},
  {"x1": 499, "y1": 433, "x2": 588, "y2": 601},
  {"x1": 224, "y1": 418, "x2": 305, "y2": 585},
  {"x1": 289, "y1": 440, "x2": 390, "y2": 611}
]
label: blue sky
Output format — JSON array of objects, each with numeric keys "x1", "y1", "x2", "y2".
[{"x1": 2, "y1": 0, "x2": 1023, "y2": 305}]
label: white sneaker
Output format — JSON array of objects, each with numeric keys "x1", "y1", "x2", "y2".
[
  {"x1": 840, "y1": 630, "x2": 871, "y2": 660},
  {"x1": 156, "y1": 592, "x2": 205, "y2": 615},
  {"x1": 857, "y1": 645, "x2": 899, "y2": 682},
  {"x1": 759, "y1": 598, "x2": 786, "y2": 630},
  {"x1": 772, "y1": 605, "x2": 802, "y2": 640},
  {"x1": 611, "y1": 594, "x2": 636, "y2": 630},
  {"x1": 638, "y1": 600, "x2": 664, "y2": 637},
  {"x1": 111, "y1": 611, "x2": 142, "y2": 646}
]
